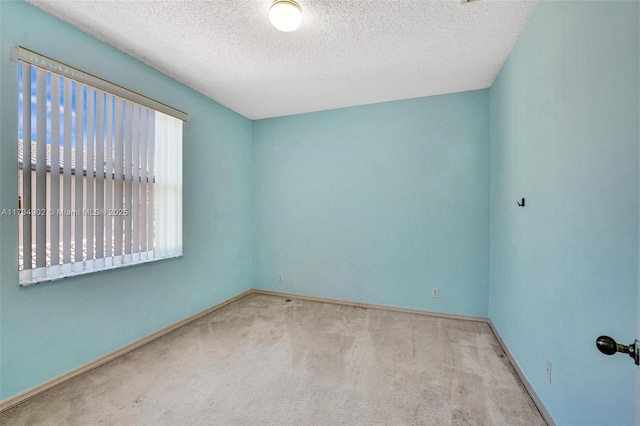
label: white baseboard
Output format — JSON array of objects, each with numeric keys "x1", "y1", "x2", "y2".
[
  {"x1": 487, "y1": 320, "x2": 555, "y2": 426},
  {"x1": 252, "y1": 289, "x2": 489, "y2": 323},
  {"x1": 0, "y1": 289, "x2": 253, "y2": 413},
  {"x1": 1, "y1": 287, "x2": 554, "y2": 426}
]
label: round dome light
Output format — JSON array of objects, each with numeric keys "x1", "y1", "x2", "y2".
[{"x1": 269, "y1": 0, "x2": 302, "y2": 32}]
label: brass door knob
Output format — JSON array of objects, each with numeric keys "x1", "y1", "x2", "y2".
[{"x1": 596, "y1": 336, "x2": 639, "y2": 365}]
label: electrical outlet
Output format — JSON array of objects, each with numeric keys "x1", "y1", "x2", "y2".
[
  {"x1": 432, "y1": 288, "x2": 439, "y2": 299},
  {"x1": 545, "y1": 361, "x2": 552, "y2": 383},
  {"x1": 278, "y1": 273, "x2": 283, "y2": 282}
]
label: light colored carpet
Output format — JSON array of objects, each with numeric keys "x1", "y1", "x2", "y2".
[{"x1": 1, "y1": 293, "x2": 546, "y2": 425}]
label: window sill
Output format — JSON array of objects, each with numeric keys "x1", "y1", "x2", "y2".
[{"x1": 19, "y1": 254, "x2": 182, "y2": 287}]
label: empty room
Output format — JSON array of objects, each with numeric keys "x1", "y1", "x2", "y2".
[{"x1": 0, "y1": 0, "x2": 638, "y2": 425}]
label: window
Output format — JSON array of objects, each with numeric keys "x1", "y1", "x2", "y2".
[{"x1": 16, "y1": 47, "x2": 186, "y2": 286}]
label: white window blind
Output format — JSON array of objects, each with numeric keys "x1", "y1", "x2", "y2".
[{"x1": 17, "y1": 47, "x2": 185, "y2": 286}]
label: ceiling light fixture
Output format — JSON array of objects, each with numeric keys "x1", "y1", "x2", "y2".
[{"x1": 269, "y1": 0, "x2": 302, "y2": 32}]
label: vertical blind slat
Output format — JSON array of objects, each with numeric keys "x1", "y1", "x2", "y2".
[
  {"x1": 50, "y1": 74, "x2": 61, "y2": 267},
  {"x1": 105, "y1": 94, "x2": 113, "y2": 260},
  {"x1": 95, "y1": 90, "x2": 105, "y2": 262},
  {"x1": 21, "y1": 62, "x2": 33, "y2": 272},
  {"x1": 86, "y1": 88, "x2": 95, "y2": 262},
  {"x1": 114, "y1": 97, "x2": 124, "y2": 258},
  {"x1": 63, "y1": 77, "x2": 72, "y2": 265},
  {"x1": 132, "y1": 105, "x2": 140, "y2": 258},
  {"x1": 172, "y1": 120, "x2": 183, "y2": 253},
  {"x1": 124, "y1": 102, "x2": 133, "y2": 257},
  {"x1": 35, "y1": 67, "x2": 47, "y2": 269},
  {"x1": 75, "y1": 82, "x2": 85, "y2": 265},
  {"x1": 155, "y1": 113, "x2": 170, "y2": 258},
  {"x1": 148, "y1": 111, "x2": 155, "y2": 255},
  {"x1": 140, "y1": 108, "x2": 148, "y2": 255}
]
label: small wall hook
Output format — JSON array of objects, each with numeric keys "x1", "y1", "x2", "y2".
[{"x1": 517, "y1": 198, "x2": 525, "y2": 207}]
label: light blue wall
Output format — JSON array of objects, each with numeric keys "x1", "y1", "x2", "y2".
[
  {"x1": 489, "y1": 1, "x2": 639, "y2": 425},
  {"x1": 254, "y1": 91, "x2": 490, "y2": 317},
  {"x1": 0, "y1": 1, "x2": 253, "y2": 400}
]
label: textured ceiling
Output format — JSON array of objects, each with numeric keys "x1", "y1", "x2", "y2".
[{"x1": 28, "y1": 0, "x2": 537, "y2": 120}]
